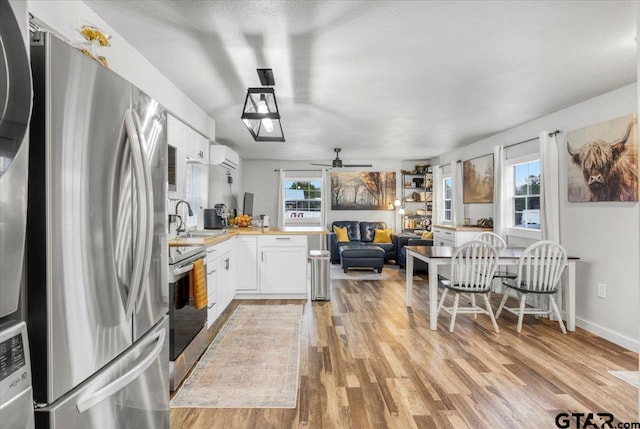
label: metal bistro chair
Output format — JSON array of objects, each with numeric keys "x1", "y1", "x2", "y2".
[
  {"x1": 437, "y1": 241, "x2": 500, "y2": 333},
  {"x1": 495, "y1": 240, "x2": 568, "y2": 334}
]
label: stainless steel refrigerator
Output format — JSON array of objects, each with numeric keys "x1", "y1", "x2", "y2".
[
  {"x1": 27, "y1": 31, "x2": 169, "y2": 428},
  {"x1": 0, "y1": 1, "x2": 35, "y2": 428}
]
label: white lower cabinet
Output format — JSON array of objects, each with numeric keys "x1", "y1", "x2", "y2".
[
  {"x1": 235, "y1": 236, "x2": 258, "y2": 292},
  {"x1": 205, "y1": 239, "x2": 236, "y2": 328},
  {"x1": 206, "y1": 247, "x2": 218, "y2": 328},
  {"x1": 216, "y1": 247, "x2": 234, "y2": 311},
  {"x1": 257, "y1": 235, "x2": 308, "y2": 296},
  {"x1": 432, "y1": 226, "x2": 487, "y2": 247}
]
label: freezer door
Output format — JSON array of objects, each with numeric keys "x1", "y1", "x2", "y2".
[
  {"x1": 28, "y1": 33, "x2": 134, "y2": 404},
  {"x1": 0, "y1": 0, "x2": 32, "y2": 318},
  {"x1": 35, "y1": 317, "x2": 169, "y2": 429},
  {"x1": 131, "y1": 89, "x2": 168, "y2": 340}
]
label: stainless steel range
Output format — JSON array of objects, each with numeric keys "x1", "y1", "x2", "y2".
[{"x1": 168, "y1": 245, "x2": 209, "y2": 391}]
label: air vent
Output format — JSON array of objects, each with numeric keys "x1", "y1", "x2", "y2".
[{"x1": 210, "y1": 145, "x2": 239, "y2": 170}]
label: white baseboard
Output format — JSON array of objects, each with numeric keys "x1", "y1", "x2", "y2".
[{"x1": 576, "y1": 317, "x2": 639, "y2": 352}]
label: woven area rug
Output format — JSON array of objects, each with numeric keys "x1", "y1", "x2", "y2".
[
  {"x1": 608, "y1": 371, "x2": 639, "y2": 388},
  {"x1": 170, "y1": 304, "x2": 303, "y2": 408}
]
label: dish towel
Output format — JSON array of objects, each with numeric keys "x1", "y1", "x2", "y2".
[{"x1": 189, "y1": 258, "x2": 207, "y2": 310}]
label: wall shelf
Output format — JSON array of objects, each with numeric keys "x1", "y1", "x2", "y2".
[{"x1": 400, "y1": 168, "x2": 433, "y2": 235}]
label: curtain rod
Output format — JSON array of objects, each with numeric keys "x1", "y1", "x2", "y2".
[
  {"x1": 456, "y1": 129, "x2": 563, "y2": 163},
  {"x1": 505, "y1": 129, "x2": 562, "y2": 149}
]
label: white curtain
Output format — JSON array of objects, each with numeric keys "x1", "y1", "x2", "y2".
[
  {"x1": 432, "y1": 165, "x2": 443, "y2": 225},
  {"x1": 493, "y1": 145, "x2": 508, "y2": 238},
  {"x1": 277, "y1": 169, "x2": 285, "y2": 228},
  {"x1": 452, "y1": 161, "x2": 464, "y2": 226},
  {"x1": 540, "y1": 131, "x2": 560, "y2": 242},
  {"x1": 321, "y1": 168, "x2": 330, "y2": 228}
]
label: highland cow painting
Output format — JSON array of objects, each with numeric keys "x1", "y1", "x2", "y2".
[
  {"x1": 331, "y1": 171, "x2": 396, "y2": 210},
  {"x1": 463, "y1": 155, "x2": 494, "y2": 203},
  {"x1": 567, "y1": 113, "x2": 638, "y2": 202}
]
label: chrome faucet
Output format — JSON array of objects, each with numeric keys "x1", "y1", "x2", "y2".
[{"x1": 175, "y1": 200, "x2": 193, "y2": 233}]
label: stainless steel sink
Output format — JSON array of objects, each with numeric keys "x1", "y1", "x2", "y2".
[{"x1": 179, "y1": 229, "x2": 227, "y2": 238}]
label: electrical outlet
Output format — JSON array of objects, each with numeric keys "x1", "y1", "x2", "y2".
[{"x1": 597, "y1": 283, "x2": 606, "y2": 299}]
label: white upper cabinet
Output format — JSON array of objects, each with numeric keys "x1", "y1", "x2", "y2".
[
  {"x1": 183, "y1": 124, "x2": 209, "y2": 164},
  {"x1": 167, "y1": 114, "x2": 210, "y2": 200}
]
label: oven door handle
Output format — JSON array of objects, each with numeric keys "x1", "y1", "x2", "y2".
[{"x1": 173, "y1": 263, "x2": 194, "y2": 277}]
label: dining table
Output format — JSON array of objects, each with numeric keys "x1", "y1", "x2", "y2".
[{"x1": 405, "y1": 245, "x2": 580, "y2": 331}]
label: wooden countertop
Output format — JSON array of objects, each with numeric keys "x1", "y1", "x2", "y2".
[
  {"x1": 432, "y1": 224, "x2": 493, "y2": 232},
  {"x1": 234, "y1": 226, "x2": 329, "y2": 235},
  {"x1": 168, "y1": 233, "x2": 237, "y2": 247},
  {"x1": 168, "y1": 226, "x2": 329, "y2": 247}
]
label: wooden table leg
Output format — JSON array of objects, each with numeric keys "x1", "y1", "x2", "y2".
[
  {"x1": 429, "y1": 260, "x2": 438, "y2": 330},
  {"x1": 567, "y1": 261, "x2": 576, "y2": 331}
]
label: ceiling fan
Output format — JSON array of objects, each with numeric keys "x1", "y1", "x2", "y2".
[{"x1": 310, "y1": 148, "x2": 372, "y2": 168}]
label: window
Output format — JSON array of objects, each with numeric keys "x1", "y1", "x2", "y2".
[
  {"x1": 512, "y1": 160, "x2": 540, "y2": 230},
  {"x1": 284, "y1": 178, "x2": 322, "y2": 226},
  {"x1": 443, "y1": 177, "x2": 452, "y2": 222},
  {"x1": 184, "y1": 163, "x2": 208, "y2": 228}
]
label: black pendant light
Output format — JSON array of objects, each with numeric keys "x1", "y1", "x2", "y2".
[{"x1": 241, "y1": 69, "x2": 285, "y2": 142}]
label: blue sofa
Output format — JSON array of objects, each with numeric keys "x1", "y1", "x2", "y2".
[
  {"x1": 396, "y1": 237, "x2": 433, "y2": 273},
  {"x1": 327, "y1": 221, "x2": 396, "y2": 264}
]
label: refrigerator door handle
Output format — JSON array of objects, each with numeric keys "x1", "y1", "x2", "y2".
[
  {"x1": 132, "y1": 111, "x2": 154, "y2": 312},
  {"x1": 75, "y1": 327, "x2": 165, "y2": 413},
  {"x1": 123, "y1": 109, "x2": 147, "y2": 319}
]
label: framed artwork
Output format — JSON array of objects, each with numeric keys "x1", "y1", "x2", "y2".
[
  {"x1": 463, "y1": 154, "x2": 494, "y2": 203},
  {"x1": 330, "y1": 171, "x2": 396, "y2": 210},
  {"x1": 567, "y1": 113, "x2": 638, "y2": 202}
]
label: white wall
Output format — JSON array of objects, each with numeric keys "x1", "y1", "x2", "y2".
[
  {"x1": 437, "y1": 83, "x2": 639, "y2": 350},
  {"x1": 208, "y1": 160, "x2": 243, "y2": 217},
  {"x1": 27, "y1": 0, "x2": 215, "y2": 139},
  {"x1": 242, "y1": 158, "x2": 405, "y2": 249}
]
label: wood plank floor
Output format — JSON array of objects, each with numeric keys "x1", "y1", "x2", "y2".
[{"x1": 170, "y1": 265, "x2": 638, "y2": 428}]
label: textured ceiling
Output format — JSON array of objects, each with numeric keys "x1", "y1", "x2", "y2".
[{"x1": 85, "y1": 0, "x2": 637, "y2": 163}]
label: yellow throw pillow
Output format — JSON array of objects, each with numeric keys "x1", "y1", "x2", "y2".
[
  {"x1": 333, "y1": 225, "x2": 350, "y2": 242},
  {"x1": 373, "y1": 228, "x2": 393, "y2": 244},
  {"x1": 421, "y1": 231, "x2": 433, "y2": 240}
]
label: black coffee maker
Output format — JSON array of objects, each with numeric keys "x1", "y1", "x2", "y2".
[{"x1": 204, "y1": 204, "x2": 229, "y2": 229}]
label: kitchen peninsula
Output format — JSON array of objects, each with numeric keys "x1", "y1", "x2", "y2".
[
  {"x1": 169, "y1": 226, "x2": 328, "y2": 300},
  {"x1": 168, "y1": 226, "x2": 327, "y2": 390}
]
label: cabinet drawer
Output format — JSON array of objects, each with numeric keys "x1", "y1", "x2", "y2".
[
  {"x1": 215, "y1": 238, "x2": 234, "y2": 255},
  {"x1": 433, "y1": 228, "x2": 453, "y2": 240},
  {"x1": 435, "y1": 238, "x2": 455, "y2": 247},
  {"x1": 259, "y1": 235, "x2": 306, "y2": 247},
  {"x1": 206, "y1": 246, "x2": 217, "y2": 264}
]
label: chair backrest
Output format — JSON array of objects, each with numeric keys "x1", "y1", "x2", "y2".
[
  {"x1": 473, "y1": 232, "x2": 507, "y2": 249},
  {"x1": 450, "y1": 240, "x2": 499, "y2": 292},
  {"x1": 516, "y1": 241, "x2": 567, "y2": 293}
]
